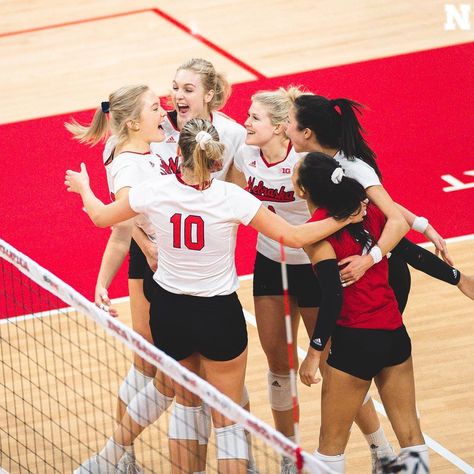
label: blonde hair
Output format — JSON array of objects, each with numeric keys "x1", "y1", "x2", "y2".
[
  {"x1": 178, "y1": 118, "x2": 225, "y2": 189},
  {"x1": 177, "y1": 58, "x2": 231, "y2": 111},
  {"x1": 65, "y1": 84, "x2": 150, "y2": 147},
  {"x1": 251, "y1": 86, "x2": 307, "y2": 126}
]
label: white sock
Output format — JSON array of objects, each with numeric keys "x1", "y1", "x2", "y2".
[
  {"x1": 400, "y1": 444, "x2": 429, "y2": 472},
  {"x1": 98, "y1": 437, "x2": 126, "y2": 466},
  {"x1": 365, "y1": 426, "x2": 392, "y2": 454},
  {"x1": 313, "y1": 450, "x2": 345, "y2": 473}
]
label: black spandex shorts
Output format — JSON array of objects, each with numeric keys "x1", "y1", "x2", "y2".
[
  {"x1": 252, "y1": 252, "x2": 321, "y2": 308},
  {"x1": 327, "y1": 324, "x2": 412, "y2": 381},
  {"x1": 147, "y1": 282, "x2": 248, "y2": 362},
  {"x1": 128, "y1": 239, "x2": 150, "y2": 279}
]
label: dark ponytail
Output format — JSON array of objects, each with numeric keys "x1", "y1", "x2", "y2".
[
  {"x1": 293, "y1": 95, "x2": 382, "y2": 179},
  {"x1": 297, "y1": 152, "x2": 374, "y2": 249}
]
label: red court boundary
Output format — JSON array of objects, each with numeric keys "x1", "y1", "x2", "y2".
[{"x1": 0, "y1": 7, "x2": 266, "y2": 79}]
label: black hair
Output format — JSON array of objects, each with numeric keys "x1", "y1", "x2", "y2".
[
  {"x1": 293, "y1": 95, "x2": 382, "y2": 179},
  {"x1": 297, "y1": 152, "x2": 374, "y2": 250}
]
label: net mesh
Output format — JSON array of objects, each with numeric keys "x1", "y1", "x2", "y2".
[{"x1": 0, "y1": 239, "x2": 331, "y2": 473}]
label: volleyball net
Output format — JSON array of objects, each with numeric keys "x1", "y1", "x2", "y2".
[{"x1": 0, "y1": 238, "x2": 333, "y2": 474}]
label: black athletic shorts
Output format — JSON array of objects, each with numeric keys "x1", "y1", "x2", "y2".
[
  {"x1": 128, "y1": 239, "x2": 150, "y2": 279},
  {"x1": 327, "y1": 324, "x2": 412, "y2": 381},
  {"x1": 252, "y1": 252, "x2": 321, "y2": 308},
  {"x1": 148, "y1": 283, "x2": 248, "y2": 362}
]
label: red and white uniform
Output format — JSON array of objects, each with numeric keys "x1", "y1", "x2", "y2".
[
  {"x1": 310, "y1": 205, "x2": 402, "y2": 330},
  {"x1": 234, "y1": 143, "x2": 309, "y2": 264},
  {"x1": 151, "y1": 111, "x2": 246, "y2": 180},
  {"x1": 129, "y1": 175, "x2": 262, "y2": 296},
  {"x1": 103, "y1": 144, "x2": 161, "y2": 241}
]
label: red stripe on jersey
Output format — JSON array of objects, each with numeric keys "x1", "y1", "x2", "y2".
[{"x1": 259, "y1": 142, "x2": 293, "y2": 168}]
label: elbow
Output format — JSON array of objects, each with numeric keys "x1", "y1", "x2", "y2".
[
  {"x1": 282, "y1": 235, "x2": 303, "y2": 249},
  {"x1": 90, "y1": 214, "x2": 109, "y2": 228},
  {"x1": 398, "y1": 218, "x2": 410, "y2": 236}
]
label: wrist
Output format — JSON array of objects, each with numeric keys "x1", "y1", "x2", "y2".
[
  {"x1": 369, "y1": 245, "x2": 382, "y2": 265},
  {"x1": 412, "y1": 216, "x2": 429, "y2": 233}
]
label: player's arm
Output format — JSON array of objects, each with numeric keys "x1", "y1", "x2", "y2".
[
  {"x1": 395, "y1": 202, "x2": 453, "y2": 265},
  {"x1": 299, "y1": 240, "x2": 341, "y2": 387},
  {"x1": 248, "y1": 204, "x2": 365, "y2": 248},
  {"x1": 225, "y1": 163, "x2": 247, "y2": 188},
  {"x1": 131, "y1": 225, "x2": 158, "y2": 272},
  {"x1": 65, "y1": 163, "x2": 137, "y2": 227},
  {"x1": 95, "y1": 218, "x2": 134, "y2": 313}
]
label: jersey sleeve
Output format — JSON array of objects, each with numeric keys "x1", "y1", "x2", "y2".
[
  {"x1": 347, "y1": 159, "x2": 381, "y2": 189},
  {"x1": 226, "y1": 183, "x2": 262, "y2": 225},
  {"x1": 109, "y1": 155, "x2": 145, "y2": 192},
  {"x1": 128, "y1": 180, "x2": 154, "y2": 214},
  {"x1": 233, "y1": 144, "x2": 245, "y2": 172}
]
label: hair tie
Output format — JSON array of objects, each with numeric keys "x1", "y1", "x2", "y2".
[
  {"x1": 331, "y1": 167, "x2": 344, "y2": 184},
  {"x1": 101, "y1": 101, "x2": 110, "y2": 114},
  {"x1": 195, "y1": 131, "x2": 213, "y2": 150}
]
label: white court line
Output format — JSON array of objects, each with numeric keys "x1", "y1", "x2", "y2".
[{"x1": 242, "y1": 307, "x2": 474, "y2": 472}]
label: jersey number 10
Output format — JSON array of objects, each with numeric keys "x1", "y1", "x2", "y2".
[{"x1": 170, "y1": 213, "x2": 205, "y2": 251}]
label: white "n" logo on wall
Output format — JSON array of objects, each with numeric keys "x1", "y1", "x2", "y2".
[{"x1": 444, "y1": 4, "x2": 472, "y2": 30}]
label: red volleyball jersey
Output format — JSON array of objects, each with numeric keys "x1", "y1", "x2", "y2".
[{"x1": 309, "y1": 205, "x2": 402, "y2": 330}]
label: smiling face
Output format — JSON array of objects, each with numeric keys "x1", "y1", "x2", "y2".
[
  {"x1": 171, "y1": 69, "x2": 214, "y2": 128},
  {"x1": 137, "y1": 89, "x2": 167, "y2": 143},
  {"x1": 244, "y1": 100, "x2": 276, "y2": 147},
  {"x1": 285, "y1": 106, "x2": 308, "y2": 153}
]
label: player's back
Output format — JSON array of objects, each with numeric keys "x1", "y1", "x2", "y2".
[{"x1": 129, "y1": 174, "x2": 261, "y2": 297}]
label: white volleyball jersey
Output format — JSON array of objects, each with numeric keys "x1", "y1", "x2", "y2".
[
  {"x1": 129, "y1": 175, "x2": 262, "y2": 296},
  {"x1": 234, "y1": 144, "x2": 310, "y2": 264},
  {"x1": 150, "y1": 111, "x2": 246, "y2": 180},
  {"x1": 103, "y1": 139, "x2": 161, "y2": 240},
  {"x1": 333, "y1": 151, "x2": 381, "y2": 189}
]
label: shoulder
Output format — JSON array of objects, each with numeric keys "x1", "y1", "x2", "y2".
[
  {"x1": 213, "y1": 112, "x2": 246, "y2": 139},
  {"x1": 336, "y1": 152, "x2": 376, "y2": 175},
  {"x1": 308, "y1": 207, "x2": 330, "y2": 223}
]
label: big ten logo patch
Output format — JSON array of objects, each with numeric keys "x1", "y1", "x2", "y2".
[
  {"x1": 281, "y1": 167, "x2": 291, "y2": 174},
  {"x1": 444, "y1": 4, "x2": 472, "y2": 30}
]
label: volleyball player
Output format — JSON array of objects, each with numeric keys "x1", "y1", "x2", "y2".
[
  {"x1": 230, "y1": 87, "x2": 397, "y2": 473},
  {"x1": 66, "y1": 84, "x2": 175, "y2": 473},
  {"x1": 285, "y1": 93, "x2": 474, "y2": 309},
  {"x1": 295, "y1": 153, "x2": 429, "y2": 473},
  {"x1": 132, "y1": 57, "x2": 252, "y2": 471},
  {"x1": 66, "y1": 118, "x2": 366, "y2": 474}
]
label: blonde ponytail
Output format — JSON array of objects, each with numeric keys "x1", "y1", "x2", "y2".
[
  {"x1": 64, "y1": 84, "x2": 150, "y2": 149},
  {"x1": 179, "y1": 118, "x2": 225, "y2": 189}
]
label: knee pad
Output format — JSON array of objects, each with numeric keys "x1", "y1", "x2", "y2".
[
  {"x1": 168, "y1": 403, "x2": 201, "y2": 440},
  {"x1": 118, "y1": 364, "x2": 154, "y2": 405},
  {"x1": 127, "y1": 381, "x2": 173, "y2": 427},
  {"x1": 196, "y1": 403, "x2": 212, "y2": 445},
  {"x1": 267, "y1": 372, "x2": 293, "y2": 411},
  {"x1": 241, "y1": 385, "x2": 249, "y2": 407},
  {"x1": 215, "y1": 424, "x2": 249, "y2": 460}
]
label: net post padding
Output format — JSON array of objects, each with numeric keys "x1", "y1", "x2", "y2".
[{"x1": 0, "y1": 238, "x2": 335, "y2": 474}]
